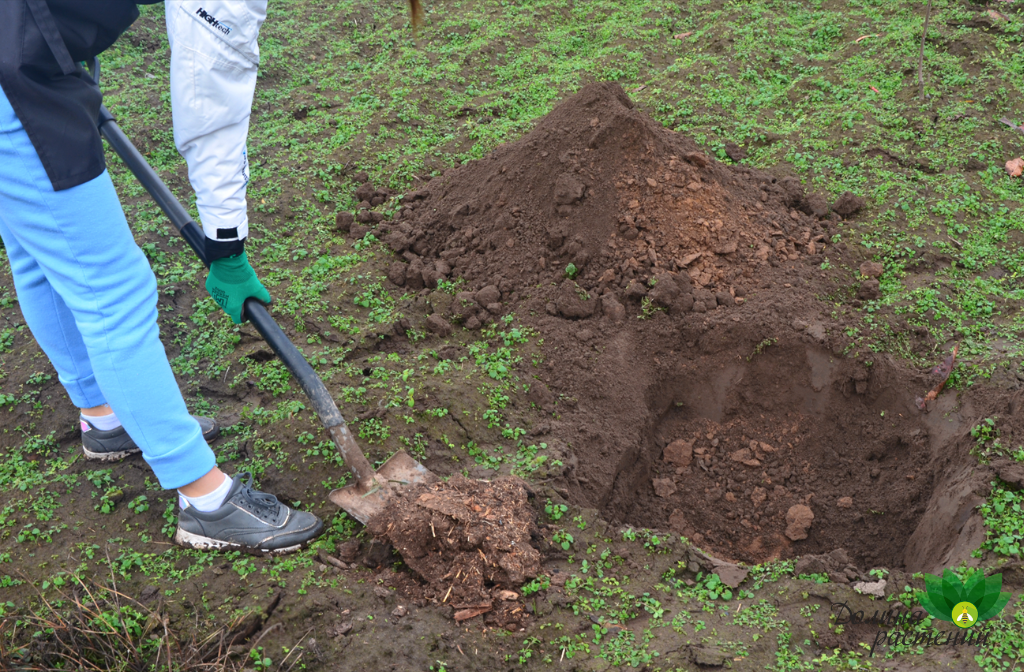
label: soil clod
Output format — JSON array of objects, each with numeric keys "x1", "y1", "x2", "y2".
[
  {"x1": 859, "y1": 261, "x2": 884, "y2": 278},
  {"x1": 367, "y1": 475, "x2": 540, "y2": 629},
  {"x1": 785, "y1": 504, "x2": 815, "y2": 541},
  {"x1": 832, "y1": 191, "x2": 867, "y2": 217}
]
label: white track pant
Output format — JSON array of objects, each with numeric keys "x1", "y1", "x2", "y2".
[{"x1": 165, "y1": 0, "x2": 268, "y2": 244}]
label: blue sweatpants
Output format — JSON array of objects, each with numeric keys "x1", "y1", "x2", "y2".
[{"x1": 0, "y1": 87, "x2": 215, "y2": 490}]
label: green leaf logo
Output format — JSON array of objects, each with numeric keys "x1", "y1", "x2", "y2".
[{"x1": 918, "y1": 569, "x2": 1011, "y2": 625}]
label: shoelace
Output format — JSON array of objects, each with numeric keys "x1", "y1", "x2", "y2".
[{"x1": 235, "y1": 472, "x2": 282, "y2": 519}]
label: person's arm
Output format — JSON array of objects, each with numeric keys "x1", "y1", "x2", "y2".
[{"x1": 164, "y1": 1, "x2": 269, "y2": 321}]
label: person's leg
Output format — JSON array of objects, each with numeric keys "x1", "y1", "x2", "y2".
[
  {"x1": 0, "y1": 87, "x2": 215, "y2": 490},
  {"x1": 0, "y1": 207, "x2": 213, "y2": 452},
  {"x1": 0, "y1": 85, "x2": 322, "y2": 553},
  {"x1": 0, "y1": 217, "x2": 122, "y2": 430},
  {"x1": 0, "y1": 217, "x2": 107, "y2": 411}
]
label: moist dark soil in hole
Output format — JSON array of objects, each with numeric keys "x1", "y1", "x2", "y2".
[
  {"x1": 631, "y1": 348, "x2": 940, "y2": 568},
  {"x1": 373, "y1": 82, "x2": 1010, "y2": 575},
  {"x1": 367, "y1": 475, "x2": 541, "y2": 629}
]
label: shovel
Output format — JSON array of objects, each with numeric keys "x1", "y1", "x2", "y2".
[{"x1": 90, "y1": 60, "x2": 436, "y2": 524}]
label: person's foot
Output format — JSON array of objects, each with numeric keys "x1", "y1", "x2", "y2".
[
  {"x1": 81, "y1": 416, "x2": 219, "y2": 461},
  {"x1": 174, "y1": 473, "x2": 323, "y2": 554}
]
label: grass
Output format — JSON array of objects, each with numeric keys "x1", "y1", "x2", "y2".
[
  {"x1": 0, "y1": 574, "x2": 249, "y2": 671},
  {"x1": 92, "y1": 0, "x2": 1024, "y2": 456},
  {"x1": 95, "y1": 0, "x2": 1024, "y2": 383},
  {"x1": 1, "y1": 0, "x2": 1024, "y2": 668}
]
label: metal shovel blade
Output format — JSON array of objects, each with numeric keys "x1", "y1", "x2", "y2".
[{"x1": 328, "y1": 450, "x2": 438, "y2": 524}]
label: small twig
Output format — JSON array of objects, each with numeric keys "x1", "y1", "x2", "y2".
[
  {"x1": 249, "y1": 621, "x2": 284, "y2": 650},
  {"x1": 317, "y1": 551, "x2": 347, "y2": 571},
  {"x1": 999, "y1": 118, "x2": 1024, "y2": 137},
  {"x1": 104, "y1": 547, "x2": 118, "y2": 596},
  {"x1": 278, "y1": 627, "x2": 314, "y2": 672},
  {"x1": 918, "y1": 0, "x2": 933, "y2": 98}
]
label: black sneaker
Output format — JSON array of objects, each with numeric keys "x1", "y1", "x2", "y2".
[
  {"x1": 174, "y1": 472, "x2": 324, "y2": 554},
  {"x1": 81, "y1": 415, "x2": 219, "y2": 461}
]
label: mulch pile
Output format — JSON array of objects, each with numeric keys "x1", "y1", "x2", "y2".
[{"x1": 367, "y1": 475, "x2": 541, "y2": 629}]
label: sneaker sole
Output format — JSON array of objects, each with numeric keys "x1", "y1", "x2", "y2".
[
  {"x1": 82, "y1": 445, "x2": 141, "y2": 462},
  {"x1": 173, "y1": 527, "x2": 309, "y2": 556}
]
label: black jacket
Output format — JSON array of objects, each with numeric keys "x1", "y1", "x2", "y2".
[
  {"x1": 0, "y1": 0, "x2": 242, "y2": 260},
  {"x1": 0, "y1": 0, "x2": 160, "y2": 192}
]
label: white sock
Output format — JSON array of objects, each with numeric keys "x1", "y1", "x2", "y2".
[
  {"x1": 178, "y1": 473, "x2": 233, "y2": 512},
  {"x1": 81, "y1": 411, "x2": 121, "y2": 432}
]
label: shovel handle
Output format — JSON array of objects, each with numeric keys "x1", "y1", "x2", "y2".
[
  {"x1": 91, "y1": 59, "x2": 377, "y2": 492},
  {"x1": 244, "y1": 302, "x2": 377, "y2": 491}
]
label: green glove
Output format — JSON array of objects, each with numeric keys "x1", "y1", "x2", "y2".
[{"x1": 205, "y1": 251, "x2": 272, "y2": 324}]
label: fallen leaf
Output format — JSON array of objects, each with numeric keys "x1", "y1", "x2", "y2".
[
  {"x1": 915, "y1": 344, "x2": 958, "y2": 410},
  {"x1": 1007, "y1": 157, "x2": 1024, "y2": 178},
  {"x1": 632, "y1": 84, "x2": 647, "y2": 92},
  {"x1": 855, "y1": 34, "x2": 880, "y2": 42},
  {"x1": 497, "y1": 590, "x2": 518, "y2": 601},
  {"x1": 674, "y1": 31, "x2": 692, "y2": 39},
  {"x1": 987, "y1": 9, "x2": 1007, "y2": 20}
]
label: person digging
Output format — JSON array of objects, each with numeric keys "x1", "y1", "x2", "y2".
[{"x1": 0, "y1": 0, "x2": 323, "y2": 553}]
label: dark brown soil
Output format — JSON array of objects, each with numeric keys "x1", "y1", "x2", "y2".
[
  {"x1": 371, "y1": 82, "x2": 1003, "y2": 575},
  {"x1": 380, "y1": 81, "x2": 838, "y2": 313},
  {"x1": 367, "y1": 475, "x2": 541, "y2": 629}
]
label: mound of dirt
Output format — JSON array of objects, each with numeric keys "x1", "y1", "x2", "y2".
[
  {"x1": 367, "y1": 475, "x2": 541, "y2": 629},
  {"x1": 377, "y1": 81, "x2": 840, "y2": 321},
  {"x1": 359, "y1": 82, "x2": 995, "y2": 575}
]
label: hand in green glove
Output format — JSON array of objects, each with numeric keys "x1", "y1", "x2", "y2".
[{"x1": 205, "y1": 251, "x2": 271, "y2": 324}]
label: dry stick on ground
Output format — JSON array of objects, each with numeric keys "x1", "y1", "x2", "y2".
[
  {"x1": 918, "y1": 0, "x2": 933, "y2": 98},
  {"x1": 1000, "y1": 118, "x2": 1024, "y2": 137},
  {"x1": 277, "y1": 627, "x2": 315, "y2": 672}
]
